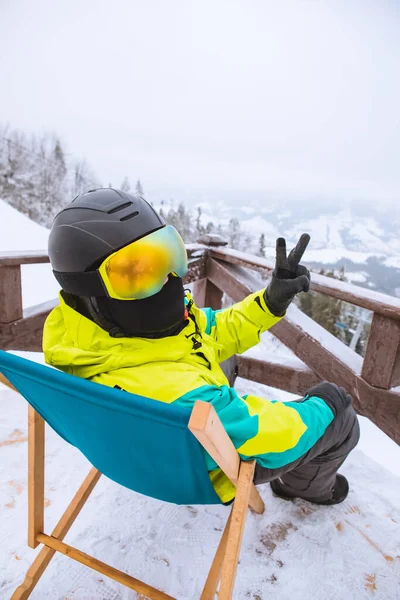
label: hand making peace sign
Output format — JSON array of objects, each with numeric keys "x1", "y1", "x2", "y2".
[{"x1": 263, "y1": 234, "x2": 311, "y2": 317}]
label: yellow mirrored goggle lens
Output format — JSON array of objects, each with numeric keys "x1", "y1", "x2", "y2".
[{"x1": 99, "y1": 225, "x2": 187, "y2": 300}]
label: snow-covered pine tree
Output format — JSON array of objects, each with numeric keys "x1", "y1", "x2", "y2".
[
  {"x1": 36, "y1": 136, "x2": 68, "y2": 225},
  {"x1": 205, "y1": 221, "x2": 214, "y2": 234},
  {"x1": 195, "y1": 206, "x2": 204, "y2": 238},
  {"x1": 258, "y1": 233, "x2": 266, "y2": 257},
  {"x1": 1, "y1": 124, "x2": 100, "y2": 226},
  {"x1": 297, "y1": 266, "x2": 369, "y2": 356},
  {"x1": 135, "y1": 179, "x2": 144, "y2": 196},
  {"x1": 70, "y1": 159, "x2": 97, "y2": 199},
  {"x1": 120, "y1": 177, "x2": 131, "y2": 192},
  {"x1": 228, "y1": 217, "x2": 241, "y2": 249}
]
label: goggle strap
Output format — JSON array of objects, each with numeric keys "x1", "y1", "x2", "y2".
[{"x1": 53, "y1": 269, "x2": 106, "y2": 297}]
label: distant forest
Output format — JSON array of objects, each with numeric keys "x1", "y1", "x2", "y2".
[{"x1": 0, "y1": 123, "x2": 251, "y2": 252}]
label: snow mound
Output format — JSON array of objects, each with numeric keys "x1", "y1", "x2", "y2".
[
  {"x1": 0, "y1": 199, "x2": 59, "y2": 308},
  {"x1": 0, "y1": 199, "x2": 49, "y2": 251}
]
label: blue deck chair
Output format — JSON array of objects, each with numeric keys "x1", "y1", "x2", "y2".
[{"x1": 0, "y1": 350, "x2": 264, "y2": 600}]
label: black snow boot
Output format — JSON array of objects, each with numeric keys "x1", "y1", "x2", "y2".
[{"x1": 270, "y1": 473, "x2": 349, "y2": 505}]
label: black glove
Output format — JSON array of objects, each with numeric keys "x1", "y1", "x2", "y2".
[
  {"x1": 305, "y1": 381, "x2": 353, "y2": 417},
  {"x1": 263, "y1": 234, "x2": 311, "y2": 316}
]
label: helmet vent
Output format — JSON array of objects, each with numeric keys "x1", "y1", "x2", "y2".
[
  {"x1": 120, "y1": 211, "x2": 139, "y2": 222},
  {"x1": 107, "y1": 202, "x2": 133, "y2": 214}
]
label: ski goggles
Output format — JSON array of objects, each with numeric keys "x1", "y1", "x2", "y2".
[{"x1": 97, "y1": 225, "x2": 188, "y2": 300}]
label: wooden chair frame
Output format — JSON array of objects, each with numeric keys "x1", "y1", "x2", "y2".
[{"x1": 1, "y1": 373, "x2": 265, "y2": 600}]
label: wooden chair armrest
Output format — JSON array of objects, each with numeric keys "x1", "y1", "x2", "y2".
[
  {"x1": 189, "y1": 400, "x2": 240, "y2": 485},
  {"x1": 188, "y1": 401, "x2": 264, "y2": 513}
]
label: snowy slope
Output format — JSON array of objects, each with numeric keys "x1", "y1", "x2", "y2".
[
  {"x1": 153, "y1": 193, "x2": 399, "y2": 261},
  {"x1": 0, "y1": 199, "x2": 60, "y2": 307},
  {"x1": 240, "y1": 207, "x2": 399, "y2": 268}
]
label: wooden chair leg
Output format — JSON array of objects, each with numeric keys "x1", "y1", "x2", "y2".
[
  {"x1": 37, "y1": 534, "x2": 175, "y2": 600},
  {"x1": 200, "y1": 510, "x2": 233, "y2": 600},
  {"x1": 11, "y1": 468, "x2": 101, "y2": 600},
  {"x1": 249, "y1": 483, "x2": 264, "y2": 514},
  {"x1": 188, "y1": 402, "x2": 265, "y2": 516},
  {"x1": 218, "y1": 460, "x2": 256, "y2": 600},
  {"x1": 28, "y1": 406, "x2": 45, "y2": 549},
  {"x1": 0, "y1": 372, "x2": 17, "y2": 391}
]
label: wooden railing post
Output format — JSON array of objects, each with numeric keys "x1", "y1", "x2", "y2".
[
  {"x1": 204, "y1": 280, "x2": 224, "y2": 310},
  {"x1": 361, "y1": 313, "x2": 400, "y2": 389},
  {"x1": 0, "y1": 265, "x2": 23, "y2": 323},
  {"x1": 193, "y1": 235, "x2": 228, "y2": 309}
]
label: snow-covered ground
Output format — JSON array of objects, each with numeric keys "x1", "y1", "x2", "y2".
[
  {"x1": 1, "y1": 365, "x2": 400, "y2": 600},
  {"x1": 0, "y1": 199, "x2": 60, "y2": 307},
  {"x1": 0, "y1": 200, "x2": 400, "y2": 598}
]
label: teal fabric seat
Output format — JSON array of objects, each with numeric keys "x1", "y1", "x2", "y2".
[{"x1": 0, "y1": 350, "x2": 222, "y2": 505}]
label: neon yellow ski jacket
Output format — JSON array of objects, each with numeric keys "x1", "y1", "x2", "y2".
[{"x1": 43, "y1": 290, "x2": 334, "y2": 502}]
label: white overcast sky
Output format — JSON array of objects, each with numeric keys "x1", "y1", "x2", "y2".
[{"x1": 1, "y1": 0, "x2": 399, "y2": 203}]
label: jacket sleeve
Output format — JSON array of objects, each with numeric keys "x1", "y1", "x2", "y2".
[
  {"x1": 200, "y1": 290, "x2": 283, "y2": 363},
  {"x1": 177, "y1": 384, "x2": 335, "y2": 473},
  {"x1": 236, "y1": 393, "x2": 335, "y2": 469}
]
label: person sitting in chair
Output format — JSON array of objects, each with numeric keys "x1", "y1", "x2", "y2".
[{"x1": 43, "y1": 188, "x2": 359, "y2": 505}]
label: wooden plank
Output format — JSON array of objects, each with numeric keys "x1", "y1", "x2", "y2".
[
  {"x1": 0, "y1": 299, "x2": 58, "y2": 351},
  {"x1": 37, "y1": 534, "x2": 175, "y2": 600},
  {"x1": 204, "y1": 280, "x2": 223, "y2": 310},
  {"x1": 200, "y1": 259, "x2": 225, "y2": 309},
  {"x1": 11, "y1": 468, "x2": 101, "y2": 600},
  {"x1": 236, "y1": 355, "x2": 321, "y2": 395},
  {"x1": 192, "y1": 278, "x2": 208, "y2": 307},
  {"x1": 200, "y1": 511, "x2": 233, "y2": 600},
  {"x1": 0, "y1": 250, "x2": 50, "y2": 267},
  {"x1": 0, "y1": 245, "x2": 205, "y2": 267},
  {"x1": 356, "y1": 378, "x2": 400, "y2": 445},
  {"x1": 361, "y1": 313, "x2": 400, "y2": 389},
  {"x1": 188, "y1": 401, "x2": 264, "y2": 514},
  {"x1": 183, "y1": 256, "x2": 207, "y2": 285},
  {"x1": 392, "y1": 347, "x2": 400, "y2": 390},
  {"x1": 50, "y1": 468, "x2": 101, "y2": 538},
  {"x1": 189, "y1": 401, "x2": 240, "y2": 485},
  {"x1": 28, "y1": 407, "x2": 45, "y2": 549},
  {"x1": 272, "y1": 315, "x2": 361, "y2": 407},
  {"x1": 219, "y1": 460, "x2": 256, "y2": 600},
  {"x1": 248, "y1": 482, "x2": 264, "y2": 515},
  {"x1": 207, "y1": 258, "x2": 250, "y2": 303},
  {"x1": 209, "y1": 247, "x2": 400, "y2": 321},
  {"x1": 0, "y1": 266, "x2": 23, "y2": 323}
]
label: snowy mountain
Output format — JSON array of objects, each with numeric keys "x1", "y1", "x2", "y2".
[
  {"x1": 2, "y1": 190, "x2": 399, "y2": 299},
  {"x1": 150, "y1": 190, "x2": 400, "y2": 297},
  {"x1": 0, "y1": 199, "x2": 60, "y2": 307}
]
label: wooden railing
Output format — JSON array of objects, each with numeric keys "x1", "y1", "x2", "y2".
[{"x1": 1, "y1": 237, "x2": 399, "y2": 445}]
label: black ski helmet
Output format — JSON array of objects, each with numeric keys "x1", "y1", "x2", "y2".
[{"x1": 48, "y1": 188, "x2": 165, "y2": 297}]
